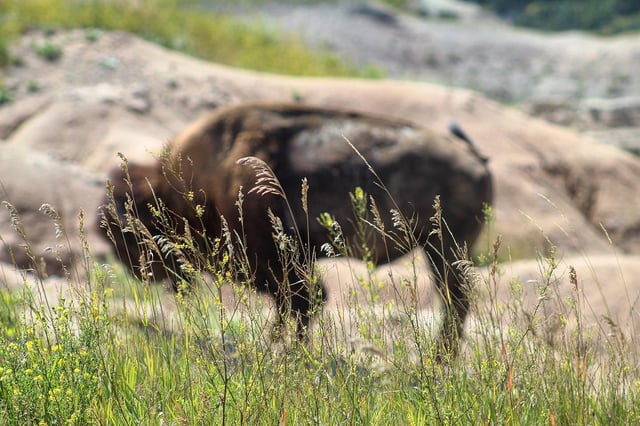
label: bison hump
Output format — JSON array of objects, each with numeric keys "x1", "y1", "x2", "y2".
[{"x1": 286, "y1": 120, "x2": 431, "y2": 173}]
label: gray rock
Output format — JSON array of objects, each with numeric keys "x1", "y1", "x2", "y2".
[
  {"x1": 0, "y1": 145, "x2": 109, "y2": 277},
  {"x1": 578, "y1": 97, "x2": 640, "y2": 129},
  {"x1": 0, "y1": 94, "x2": 51, "y2": 139}
]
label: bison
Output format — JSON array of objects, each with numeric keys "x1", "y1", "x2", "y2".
[{"x1": 98, "y1": 101, "x2": 492, "y2": 356}]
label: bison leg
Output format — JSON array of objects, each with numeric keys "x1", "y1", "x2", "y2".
[
  {"x1": 424, "y1": 243, "x2": 470, "y2": 359},
  {"x1": 266, "y1": 268, "x2": 327, "y2": 341},
  {"x1": 287, "y1": 278, "x2": 313, "y2": 339},
  {"x1": 290, "y1": 276, "x2": 327, "y2": 340}
]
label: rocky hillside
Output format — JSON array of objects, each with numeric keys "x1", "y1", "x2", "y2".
[
  {"x1": 1, "y1": 26, "x2": 639, "y2": 343},
  {"x1": 236, "y1": 1, "x2": 640, "y2": 153}
]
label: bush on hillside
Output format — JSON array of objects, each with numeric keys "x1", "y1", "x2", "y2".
[{"x1": 470, "y1": 0, "x2": 640, "y2": 34}]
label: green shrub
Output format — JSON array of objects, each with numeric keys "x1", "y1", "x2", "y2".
[
  {"x1": 0, "y1": 39, "x2": 10, "y2": 67},
  {"x1": 26, "y1": 80, "x2": 42, "y2": 93},
  {"x1": 33, "y1": 41, "x2": 62, "y2": 61},
  {"x1": 84, "y1": 28, "x2": 102, "y2": 42},
  {"x1": 0, "y1": 86, "x2": 13, "y2": 105}
]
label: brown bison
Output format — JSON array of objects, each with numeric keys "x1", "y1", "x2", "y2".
[{"x1": 98, "y1": 102, "x2": 492, "y2": 355}]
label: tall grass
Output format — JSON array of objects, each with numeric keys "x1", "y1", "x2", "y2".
[{"x1": 1, "y1": 160, "x2": 639, "y2": 424}]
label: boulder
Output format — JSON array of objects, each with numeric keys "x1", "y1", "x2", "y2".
[{"x1": 0, "y1": 145, "x2": 109, "y2": 276}]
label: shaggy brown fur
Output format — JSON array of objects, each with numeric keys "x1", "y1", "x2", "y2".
[{"x1": 98, "y1": 101, "x2": 493, "y2": 355}]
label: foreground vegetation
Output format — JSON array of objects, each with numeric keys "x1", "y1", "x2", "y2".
[
  {"x1": 2, "y1": 1, "x2": 640, "y2": 424},
  {"x1": 1, "y1": 170, "x2": 639, "y2": 424}
]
